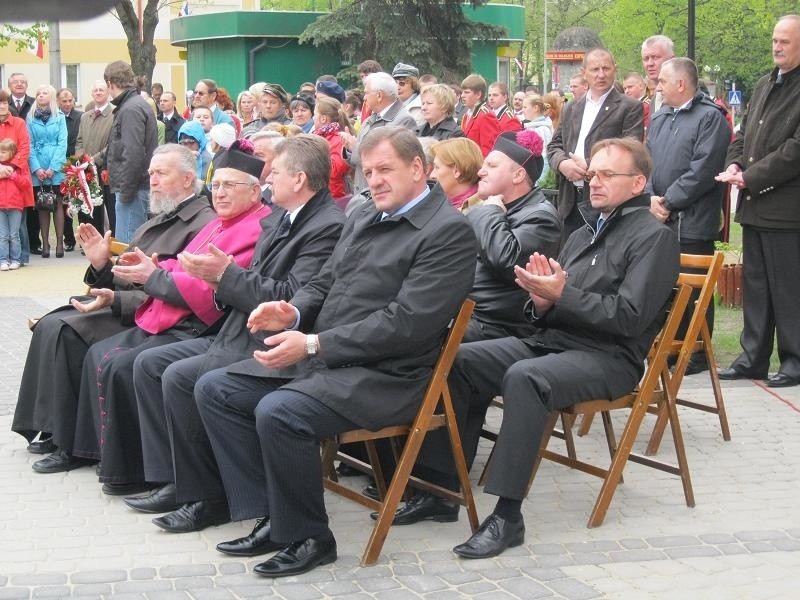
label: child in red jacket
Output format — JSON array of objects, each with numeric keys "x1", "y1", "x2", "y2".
[{"x1": 0, "y1": 139, "x2": 32, "y2": 270}]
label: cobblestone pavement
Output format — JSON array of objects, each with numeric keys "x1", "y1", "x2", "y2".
[{"x1": 1, "y1": 264, "x2": 799, "y2": 599}]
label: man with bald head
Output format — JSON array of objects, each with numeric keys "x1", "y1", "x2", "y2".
[
  {"x1": 641, "y1": 35, "x2": 675, "y2": 112},
  {"x1": 716, "y1": 15, "x2": 800, "y2": 388},
  {"x1": 547, "y1": 48, "x2": 644, "y2": 238}
]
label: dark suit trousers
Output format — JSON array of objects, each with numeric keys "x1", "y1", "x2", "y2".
[
  {"x1": 72, "y1": 328, "x2": 183, "y2": 484},
  {"x1": 133, "y1": 338, "x2": 212, "y2": 488},
  {"x1": 197, "y1": 372, "x2": 358, "y2": 542},
  {"x1": 732, "y1": 226, "x2": 800, "y2": 378},
  {"x1": 421, "y1": 337, "x2": 634, "y2": 501}
]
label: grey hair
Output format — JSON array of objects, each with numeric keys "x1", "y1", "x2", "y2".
[
  {"x1": 365, "y1": 72, "x2": 398, "y2": 99},
  {"x1": 152, "y1": 144, "x2": 200, "y2": 192},
  {"x1": 642, "y1": 35, "x2": 675, "y2": 55},
  {"x1": 662, "y1": 57, "x2": 698, "y2": 91},
  {"x1": 273, "y1": 134, "x2": 331, "y2": 192}
]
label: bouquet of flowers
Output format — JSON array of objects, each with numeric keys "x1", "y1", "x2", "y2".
[{"x1": 60, "y1": 154, "x2": 104, "y2": 217}]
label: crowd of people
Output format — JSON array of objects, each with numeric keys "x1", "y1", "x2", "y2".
[{"x1": 7, "y1": 12, "x2": 800, "y2": 579}]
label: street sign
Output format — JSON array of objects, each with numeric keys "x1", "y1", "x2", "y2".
[{"x1": 728, "y1": 90, "x2": 742, "y2": 106}]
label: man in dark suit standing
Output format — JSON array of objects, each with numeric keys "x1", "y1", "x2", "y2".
[
  {"x1": 125, "y1": 135, "x2": 345, "y2": 529},
  {"x1": 547, "y1": 48, "x2": 644, "y2": 238},
  {"x1": 158, "y1": 91, "x2": 185, "y2": 144},
  {"x1": 58, "y1": 88, "x2": 83, "y2": 251},
  {"x1": 194, "y1": 127, "x2": 477, "y2": 578},
  {"x1": 7, "y1": 72, "x2": 34, "y2": 119},
  {"x1": 716, "y1": 15, "x2": 800, "y2": 388}
]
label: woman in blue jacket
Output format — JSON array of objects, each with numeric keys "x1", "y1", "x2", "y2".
[{"x1": 28, "y1": 84, "x2": 67, "y2": 257}]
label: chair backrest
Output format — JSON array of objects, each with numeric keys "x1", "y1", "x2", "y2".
[{"x1": 671, "y1": 251, "x2": 725, "y2": 378}]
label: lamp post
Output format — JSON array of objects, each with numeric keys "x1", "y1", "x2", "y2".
[
  {"x1": 543, "y1": 0, "x2": 548, "y2": 91},
  {"x1": 688, "y1": 0, "x2": 695, "y2": 60}
]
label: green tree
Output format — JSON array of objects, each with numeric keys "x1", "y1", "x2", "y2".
[
  {"x1": 0, "y1": 23, "x2": 48, "y2": 53},
  {"x1": 299, "y1": 0, "x2": 506, "y2": 82}
]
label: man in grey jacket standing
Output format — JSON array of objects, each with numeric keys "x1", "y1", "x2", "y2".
[
  {"x1": 646, "y1": 57, "x2": 730, "y2": 374},
  {"x1": 104, "y1": 60, "x2": 158, "y2": 243}
]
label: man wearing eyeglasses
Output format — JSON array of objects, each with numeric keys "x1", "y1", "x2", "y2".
[
  {"x1": 646, "y1": 58, "x2": 730, "y2": 375},
  {"x1": 192, "y1": 79, "x2": 234, "y2": 127},
  {"x1": 127, "y1": 135, "x2": 344, "y2": 537},
  {"x1": 548, "y1": 48, "x2": 644, "y2": 241},
  {"x1": 439, "y1": 138, "x2": 678, "y2": 559},
  {"x1": 64, "y1": 141, "x2": 268, "y2": 494}
]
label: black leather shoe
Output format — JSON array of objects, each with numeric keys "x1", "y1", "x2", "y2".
[
  {"x1": 362, "y1": 483, "x2": 380, "y2": 501},
  {"x1": 152, "y1": 500, "x2": 230, "y2": 533},
  {"x1": 64, "y1": 243, "x2": 75, "y2": 252},
  {"x1": 684, "y1": 357, "x2": 709, "y2": 376},
  {"x1": 335, "y1": 463, "x2": 361, "y2": 477},
  {"x1": 370, "y1": 492, "x2": 459, "y2": 525},
  {"x1": 32, "y1": 449, "x2": 94, "y2": 473},
  {"x1": 217, "y1": 517, "x2": 283, "y2": 556},
  {"x1": 102, "y1": 481, "x2": 154, "y2": 496},
  {"x1": 253, "y1": 533, "x2": 337, "y2": 578},
  {"x1": 27, "y1": 435, "x2": 56, "y2": 455},
  {"x1": 453, "y1": 513, "x2": 525, "y2": 559},
  {"x1": 766, "y1": 373, "x2": 800, "y2": 388},
  {"x1": 124, "y1": 484, "x2": 180, "y2": 513},
  {"x1": 717, "y1": 366, "x2": 759, "y2": 380}
]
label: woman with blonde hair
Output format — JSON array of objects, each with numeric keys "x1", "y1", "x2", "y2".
[
  {"x1": 416, "y1": 84, "x2": 464, "y2": 140},
  {"x1": 237, "y1": 90, "x2": 258, "y2": 124},
  {"x1": 429, "y1": 137, "x2": 483, "y2": 210},
  {"x1": 542, "y1": 92, "x2": 562, "y2": 131},
  {"x1": 27, "y1": 84, "x2": 67, "y2": 258},
  {"x1": 522, "y1": 95, "x2": 553, "y2": 184}
]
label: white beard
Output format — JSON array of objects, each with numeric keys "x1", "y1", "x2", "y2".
[{"x1": 149, "y1": 194, "x2": 181, "y2": 215}]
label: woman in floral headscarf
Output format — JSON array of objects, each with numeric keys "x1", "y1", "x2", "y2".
[{"x1": 27, "y1": 84, "x2": 67, "y2": 258}]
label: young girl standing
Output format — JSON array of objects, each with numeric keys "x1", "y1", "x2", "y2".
[{"x1": 0, "y1": 139, "x2": 31, "y2": 270}]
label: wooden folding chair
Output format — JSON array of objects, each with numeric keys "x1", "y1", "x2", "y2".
[
  {"x1": 521, "y1": 283, "x2": 695, "y2": 528},
  {"x1": 644, "y1": 251, "x2": 730, "y2": 454},
  {"x1": 321, "y1": 299, "x2": 480, "y2": 565}
]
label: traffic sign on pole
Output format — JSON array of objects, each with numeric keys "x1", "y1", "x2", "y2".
[{"x1": 728, "y1": 90, "x2": 742, "y2": 106}]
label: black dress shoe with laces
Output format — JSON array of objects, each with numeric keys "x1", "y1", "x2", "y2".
[
  {"x1": 152, "y1": 499, "x2": 230, "y2": 533},
  {"x1": 124, "y1": 484, "x2": 180, "y2": 513},
  {"x1": 32, "y1": 449, "x2": 95, "y2": 473},
  {"x1": 217, "y1": 517, "x2": 284, "y2": 556},
  {"x1": 253, "y1": 532, "x2": 337, "y2": 578},
  {"x1": 370, "y1": 492, "x2": 459, "y2": 525},
  {"x1": 27, "y1": 435, "x2": 56, "y2": 455},
  {"x1": 453, "y1": 513, "x2": 525, "y2": 559},
  {"x1": 766, "y1": 373, "x2": 800, "y2": 388}
]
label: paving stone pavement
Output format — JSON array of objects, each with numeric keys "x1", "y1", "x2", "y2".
[{"x1": 1, "y1": 265, "x2": 799, "y2": 598}]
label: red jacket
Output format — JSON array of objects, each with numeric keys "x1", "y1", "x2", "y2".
[
  {"x1": 497, "y1": 105, "x2": 522, "y2": 135},
  {"x1": 461, "y1": 102, "x2": 500, "y2": 156},
  {"x1": 0, "y1": 115, "x2": 34, "y2": 207},
  {"x1": 316, "y1": 125, "x2": 350, "y2": 200},
  {"x1": 0, "y1": 161, "x2": 32, "y2": 210}
]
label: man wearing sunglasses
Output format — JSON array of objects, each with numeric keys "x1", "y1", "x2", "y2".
[{"x1": 440, "y1": 137, "x2": 679, "y2": 559}]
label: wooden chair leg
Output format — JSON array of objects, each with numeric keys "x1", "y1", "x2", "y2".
[
  {"x1": 320, "y1": 438, "x2": 339, "y2": 480},
  {"x1": 561, "y1": 413, "x2": 577, "y2": 459},
  {"x1": 664, "y1": 390, "x2": 695, "y2": 507},
  {"x1": 600, "y1": 411, "x2": 623, "y2": 485},
  {"x1": 702, "y1": 323, "x2": 731, "y2": 441},
  {"x1": 587, "y1": 397, "x2": 650, "y2": 528},
  {"x1": 526, "y1": 411, "x2": 560, "y2": 495},
  {"x1": 365, "y1": 440, "x2": 388, "y2": 500},
  {"x1": 645, "y1": 395, "x2": 671, "y2": 455},
  {"x1": 478, "y1": 439, "x2": 496, "y2": 486},
  {"x1": 442, "y1": 386, "x2": 479, "y2": 532},
  {"x1": 577, "y1": 411, "x2": 595, "y2": 436}
]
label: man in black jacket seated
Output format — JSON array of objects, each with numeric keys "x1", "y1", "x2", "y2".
[
  {"x1": 193, "y1": 127, "x2": 477, "y2": 578},
  {"x1": 446, "y1": 138, "x2": 679, "y2": 559},
  {"x1": 125, "y1": 135, "x2": 345, "y2": 529}
]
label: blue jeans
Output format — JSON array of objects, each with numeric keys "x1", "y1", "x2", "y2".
[
  {"x1": 0, "y1": 209, "x2": 23, "y2": 264},
  {"x1": 18, "y1": 215, "x2": 30, "y2": 263},
  {"x1": 114, "y1": 188, "x2": 149, "y2": 244}
]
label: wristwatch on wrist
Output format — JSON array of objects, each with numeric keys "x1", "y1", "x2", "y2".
[{"x1": 305, "y1": 334, "x2": 318, "y2": 356}]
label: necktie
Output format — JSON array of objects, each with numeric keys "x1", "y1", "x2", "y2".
[
  {"x1": 275, "y1": 213, "x2": 291, "y2": 238},
  {"x1": 94, "y1": 108, "x2": 102, "y2": 119},
  {"x1": 596, "y1": 217, "x2": 606, "y2": 234},
  {"x1": 15, "y1": 99, "x2": 22, "y2": 110}
]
